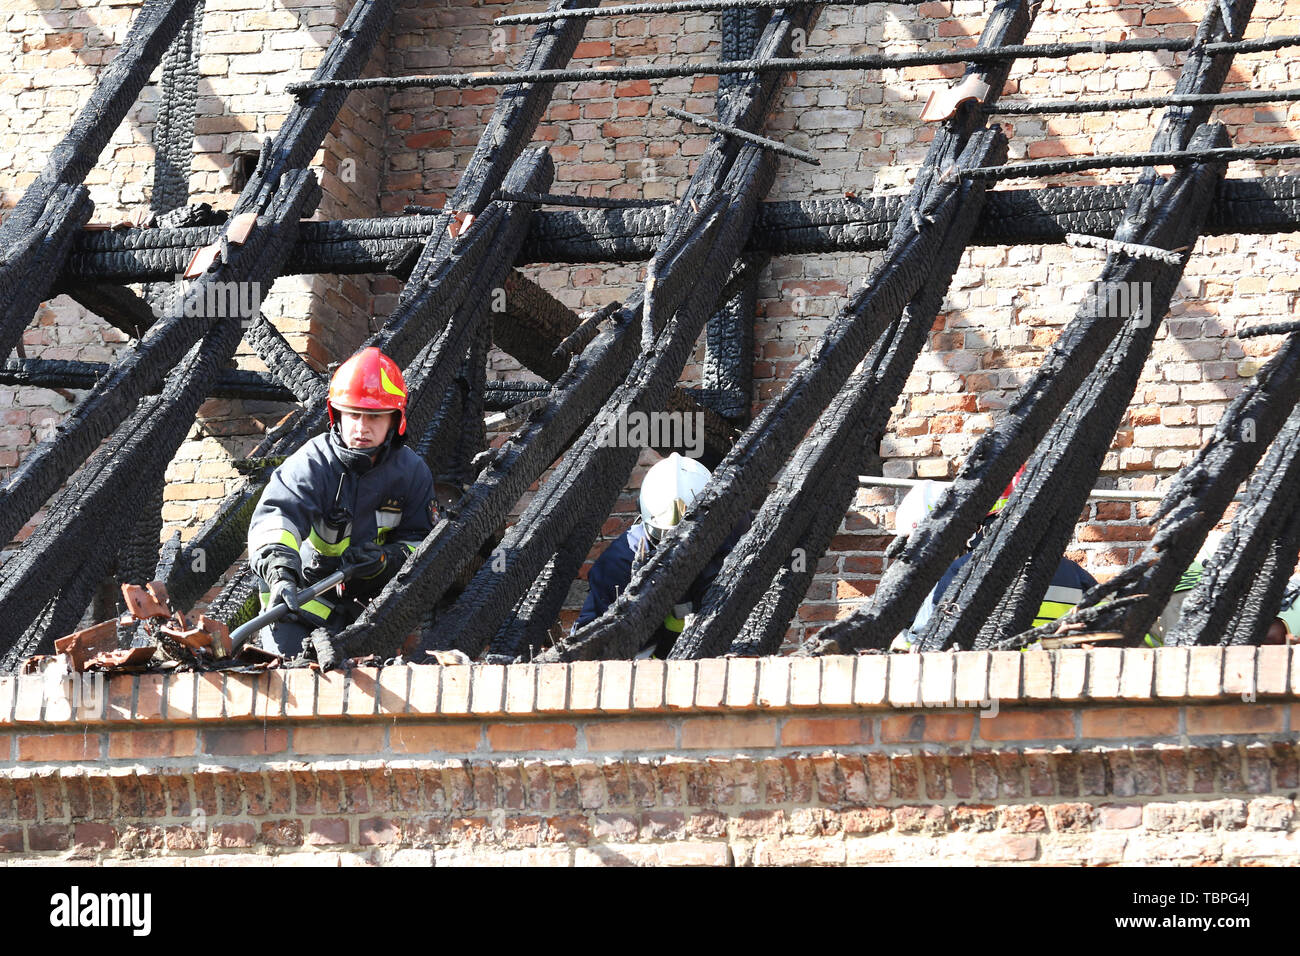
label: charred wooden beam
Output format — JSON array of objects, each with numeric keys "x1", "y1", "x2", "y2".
[
  {"x1": 1172, "y1": 401, "x2": 1300, "y2": 645},
  {"x1": 152, "y1": 0, "x2": 205, "y2": 214},
  {"x1": 558, "y1": 0, "x2": 1032, "y2": 663},
  {"x1": 703, "y1": 253, "x2": 765, "y2": 423},
  {"x1": 681, "y1": 129, "x2": 1008, "y2": 659},
  {"x1": 62, "y1": 282, "x2": 160, "y2": 340},
  {"x1": 54, "y1": 176, "x2": 1300, "y2": 283},
  {"x1": 0, "y1": 0, "x2": 200, "y2": 364},
  {"x1": 454, "y1": 5, "x2": 818, "y2": 664}
]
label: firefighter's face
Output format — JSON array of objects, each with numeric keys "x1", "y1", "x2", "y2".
[{"x1": 337, "y1": 407, "x2": 395, "y2": 450}]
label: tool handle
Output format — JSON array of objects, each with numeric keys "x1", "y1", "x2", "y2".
[{"x1": 229, "y1": 570, "x2": 349, "y2": 654}]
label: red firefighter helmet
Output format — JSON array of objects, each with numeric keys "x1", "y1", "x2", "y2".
[
  {"x1": 327, "y1": 347, "x2": 408, "y2": 436},
  {"x1": 987, "y1": 464, "x2": 1027, "y2": 516}
]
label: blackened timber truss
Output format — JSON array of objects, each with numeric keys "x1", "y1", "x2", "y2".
[{"x1": 4, "y1": 0, "x2": 1300, "y2": 671}]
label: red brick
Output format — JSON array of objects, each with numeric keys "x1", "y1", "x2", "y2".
[
  {"x1": 194, "y1": 673, "x2": 224, "y2": 719},
  {"x1": 72, "y1": 822, "x2": 115, "y2": 849},
  {"x1": 283, "y1": 668, "x2": 316, "y2": 716},
  {"x1": 681, "y1": 716, "x2": 777, "y2": 749},
  {"x1": 359, "y1": 817, "x2": 400, "y2": 845},
  {"x1": 106, "y1": 676, "x2": 134, "y2": 722},
  {"x1": 1186, "y1": 704, "x2": 1284, "y2": 735},
  {"x1": 210, "y1": 823, "x2": 257, "y2": 848},
  {"x1": 880, "y1": 713, "x2": 974, "y2": 743},
  {"x1": 135, "y1": 674, "x2": 165, "y2": 720},
  {"x1": 1048, "y1": 802, "x2": 1097, "y2": 832},
  {"x1": 781, "y1": 717, "x2": 871, "y2": 746},
  {"x1": 294, "y1": 725, "x2": 385, "y2": 755},
  {"x1": 586, "y1": 720, "x2": 675, "y2": 751},
  {"x1": 1081, "y1": 706, "x2": 1180, "y2": 739},
  {"x1": 391, "y1": 723, "x2": 481, "y2": 753},
  {"x1": 487, "y1": 723, "x2": 578, "y2": 752},
  {"x1": 1099, "y1": 804, "x2": 1142, "y2": 829},
  {"x1": 108, "y1": 729, "x2": 197, "y2": 758},
  {"x1": 17, "y1": 734, "x2": 100, "y2": 762},
  {"x1": 978, "y1": 709, "x2": 1075, "y2": 742},
  {"x1": 316, "y1": 673, "x2": 347, "y2": 716},
  {"x1": 999, "y1": 804, "x2": 1047, "y2": 833},
  {"x1": 259, "y1": 819, "x2": 304, "y2": 847},
  {"x1": 345, "y1": 667, "x2": 380, "y2": 716},
  {"x1": 27, "y1": 824, "x2": 68, "y2": 851},
  {"x1": 202, "y1": 727, "x2": 288, "y2": 756},
  {"x1": 0, "y1": 828, "x2": 22, "y2": 852}
]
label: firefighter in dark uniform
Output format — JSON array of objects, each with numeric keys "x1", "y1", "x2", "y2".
[
  {"x1": 900, "y1": 465, "x2": 1099, "y2": 647},
  {"x1": 575, "y1": 453, "x2": 749, "y2": 659},
  {"x1": 246, "y1": 347, "x2": 435, "y2": 656}
]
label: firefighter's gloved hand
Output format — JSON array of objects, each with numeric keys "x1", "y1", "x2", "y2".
[
  {"x1": 268, "y1": 568, "x2": 301, "y2": 616},
  {"x1": 341, "y1": 542, "x2": 388, "y2": 580}
]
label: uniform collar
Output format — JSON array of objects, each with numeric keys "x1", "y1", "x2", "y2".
[{"x1": 327, "y1": 426, "x2": 393, "y2": 473}]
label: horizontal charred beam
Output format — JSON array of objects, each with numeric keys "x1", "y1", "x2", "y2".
[{"x1": 55, "y1": 176, "x2": 1300, "y2": 283}]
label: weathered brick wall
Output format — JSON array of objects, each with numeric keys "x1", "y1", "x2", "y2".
[
  {"x1": 1, "y1": 646, "x2": 1297, "y2": 865},
  {"x1": 3, "y1": 0, "x2": 1300, "y2": 640}
]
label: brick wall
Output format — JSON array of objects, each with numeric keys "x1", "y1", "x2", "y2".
[
  {"x1": 3, "y1": 0, "x2": 1300, "y2": 640},
  {"x1": 1, "y1": 646, "x2": 1297, "y2": 865}
]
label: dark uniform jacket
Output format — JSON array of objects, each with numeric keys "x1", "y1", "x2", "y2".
[{"x1": 247, "y1": 430, "x2": 434, "y2": 622}]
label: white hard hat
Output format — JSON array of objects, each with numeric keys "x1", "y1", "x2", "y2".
[
  {"x1": 896, "y1": 480, "x2": 946, "y2": 535},
  {"x1": 640, "y1": 453, "x2": 711, "y2": 541}
]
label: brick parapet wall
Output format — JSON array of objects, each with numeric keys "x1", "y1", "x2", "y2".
[{"x1": 2, "y1": 647, "x2": 1298, "y2": 865}]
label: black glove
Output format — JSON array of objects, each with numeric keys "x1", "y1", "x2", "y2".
[
  {"x1": 341, "y1": 542, "x2": 389, "y2": 580},
  {"x1": 302, "y1": 550, "x2": 342, "y2": 583},
  {"x1": 268, "y1": 568, "x2": 302, "y2": 616}
]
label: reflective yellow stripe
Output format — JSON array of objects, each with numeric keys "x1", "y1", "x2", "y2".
[
  {"x1": 309, "y1": 528, "x2": 350, "y2": 556},
  {"x1": 1031, "y1": 600, "x2": 1076, "y2": 628},
  {"x1": 259, "y1": 592, "x2": 331, "y2": 621},
  {"x1": 663, "y1": 614, "x2": 685, "y2": 633},
  {"x1": 1144, "y1": 632, "x2": 1163, "y2": 648},
  {"x1": 300, "y1": 599, "x2": 331, "y2": 619}
]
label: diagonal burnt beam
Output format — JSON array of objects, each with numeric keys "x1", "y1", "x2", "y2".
[
  {"x1": 241, "y1": 312, "x2": 328, "y2": 405},
  {"x1": 0, "y1": 0, "x2": 200, "y2": 364},
  {"x1": 729, "y1": 451, "x2": 885, "y2": 656},
  {"x1": 492, "y1": 269, "x2": 738, "y2": 465},
  {"x1": 1172, "y1": 401, "x2": 1300, "y2": 645},
  {"x1": 920, "y1": 0, "x2": 1256, "y2": 651},
  {"x1": 678, "y1": 129, "x2": 1008, "y2": 660},
  {"x1": 55, "y1": 175, "x2": 1300, "y2": 284},
  {"x1": 1089, "y1": 332, "x2": 1300, "y2": 647},
  {"x1": 563, "y1": 0, "x2": 1033, "y2": 663},
  {"x1": 61, "y1": 282, "x2": 160, "y2": 340},
  {"x1": 441, "y1": 6, "x2": 820, "y2": 665},
  {"x1": 817, "y1": 0, "x2": 1256, "y2": 656},
  {"x1": 926, "y1": 130, "x2": 1233, "y2": 653}
]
